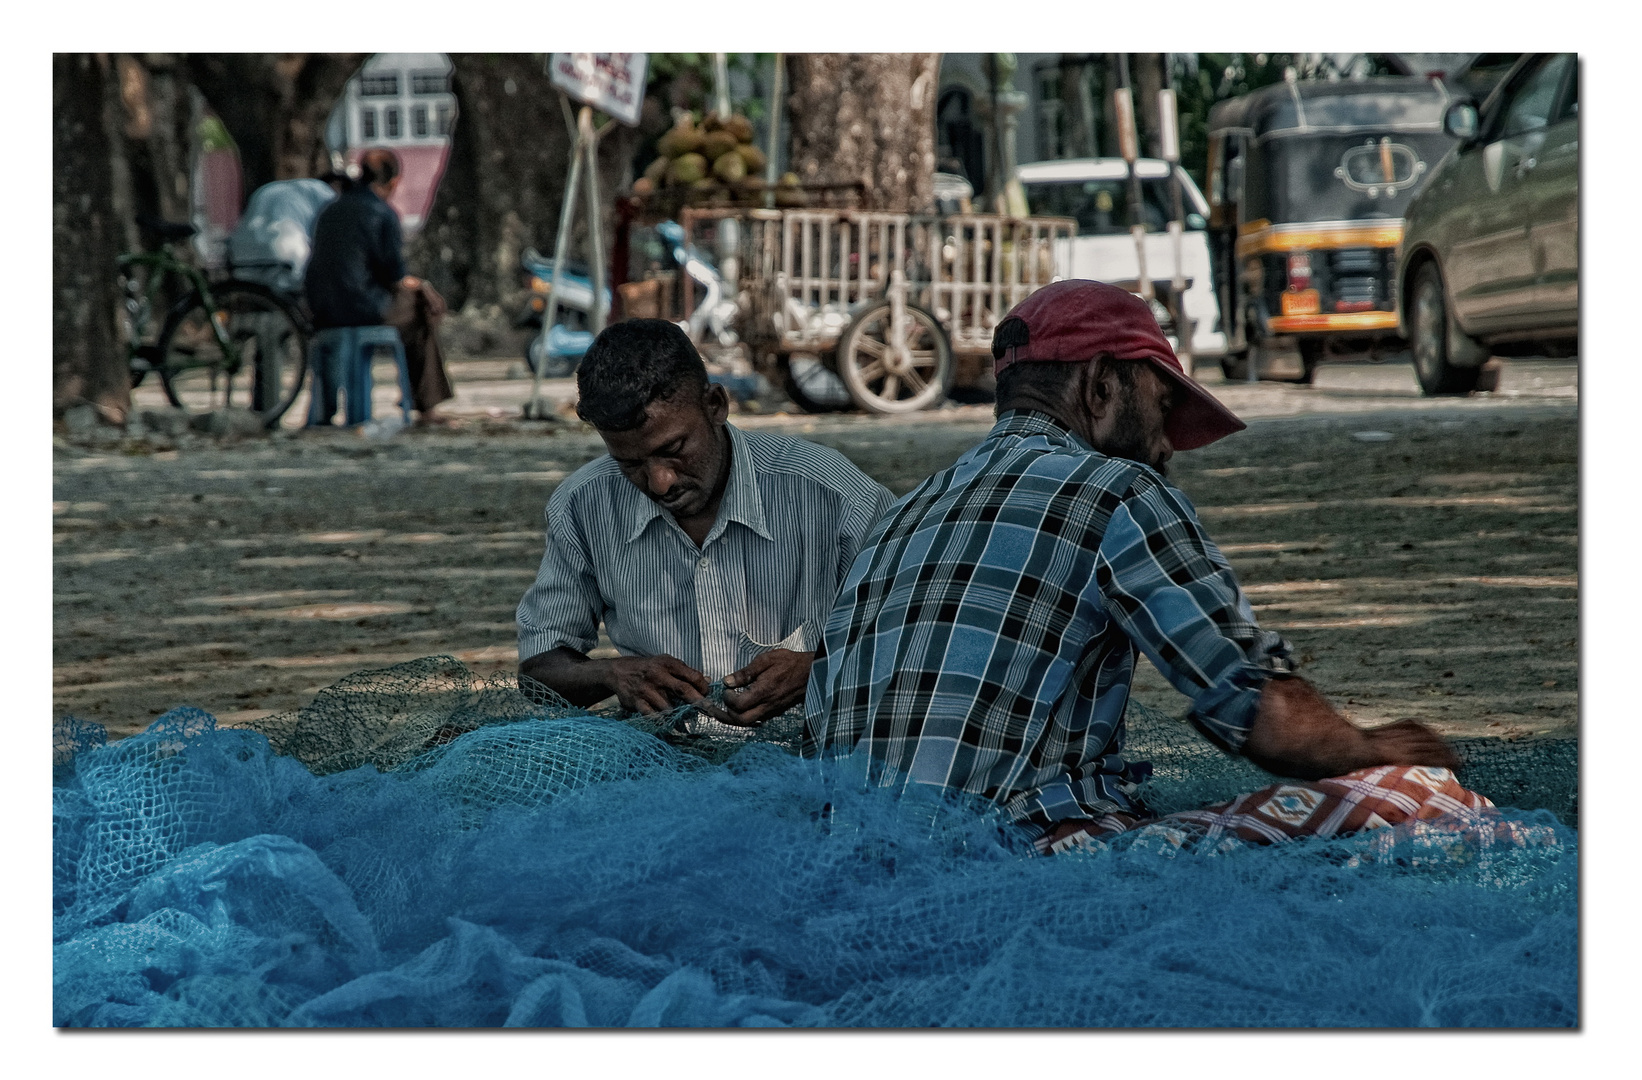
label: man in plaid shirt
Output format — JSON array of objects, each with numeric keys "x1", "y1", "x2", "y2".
[{"x1": 804, "y1": 281, "x2": 1481, "y2": 853}]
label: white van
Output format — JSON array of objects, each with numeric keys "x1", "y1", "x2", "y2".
[{"x1": 1017, "y1": 158, "x2": 1226, "y2": 361}]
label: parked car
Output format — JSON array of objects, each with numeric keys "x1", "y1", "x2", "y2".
[
  {"x1": 1016, "y1": 158, "x2": 1226, "y2": 362},
  {"x1": 1395, "y1": 53, "x2": 1578, "y2": 394}
]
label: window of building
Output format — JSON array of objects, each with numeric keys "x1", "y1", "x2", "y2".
[
  {"x1": 384, "y1": 107, "x2": 401, "y2": 139},
  {"x1": 436, "y1": 103, "x2": 454, "y2": 136},
  {"x1": 360, "y1": 73, "x2": 399, "y2": 98},
  {"x1": 360, "y1": 107, "x2": 377, "y2": 140},
  {"x1": 411, "y1": 71, "x2": 449, "y2": 95},
  {"x1": 412, "y1": 105, "x2": 429, "y2": 138}
]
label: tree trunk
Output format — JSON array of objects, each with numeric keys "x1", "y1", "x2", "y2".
[
  {"x1": 1057, "y1": 55, "x2": 1099, "y2": 159},
  {"x1": 53, "y1": 54, "x2": 130, "y2": 422},
  {"x1": 114, "y1": 54, "x2": 197, "y2": 234},
  {"x1": 1101, "y1": 54, "x2": 1123, "y2": 158},
  {"x1": 785, "y1": 53, "x2": 940, "y2": 213},
  {"x1": 407, "y1": 54, "x2": 642, "y2": 318},
  {"x1": 185, "y1": 53, "x2": 364, "y2": 195},
  {"x1": 1132, "y1": 53, "x2": 1166, "y2": 160}
]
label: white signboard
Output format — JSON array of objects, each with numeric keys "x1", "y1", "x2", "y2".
[{"x1": 548, "y1": 53, "x2": 649, "y2": 127}]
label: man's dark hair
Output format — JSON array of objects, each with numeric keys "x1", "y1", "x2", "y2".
[
  {"x1": 575, "y1": 319, "x2": 709, "y2": 431},
  {"x1": 358, "y1": 148, "x2": 401, "y2": 187},
  {"x1": 994, "y1": 355, "x2": 1142, "y2": 416}
]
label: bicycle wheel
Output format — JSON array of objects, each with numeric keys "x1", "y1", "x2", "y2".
[{"x1": 157, "y1": 282, "x2": 309, "y2": 427}]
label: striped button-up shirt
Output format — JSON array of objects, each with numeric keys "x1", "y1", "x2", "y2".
[
  {"x1": 517, "y1": 423, "x2": 894, "y2": 680},
  {"x1": 803, "y1": 410, "x2": 1293, "y2": 830}
]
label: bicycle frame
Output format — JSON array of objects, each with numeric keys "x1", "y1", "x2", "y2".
[{"x1": 118, "y1": 249, "x2": 244, "y2": 377}]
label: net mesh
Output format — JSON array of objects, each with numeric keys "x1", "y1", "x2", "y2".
[{"x1": 53, "y1": 656, "x2": 1578, "y2": 1028}]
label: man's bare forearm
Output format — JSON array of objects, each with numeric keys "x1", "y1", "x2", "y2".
[
  {"x1": 1242, "y1": 675, "x2": 1457, "y2": 779},
  {"x1": 519, "y1": 647, "x2": 617, "y2": 707}
]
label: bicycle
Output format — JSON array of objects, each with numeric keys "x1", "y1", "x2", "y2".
[{"x1": 121, "y1": 218, "x2": 310, "y2": 428}]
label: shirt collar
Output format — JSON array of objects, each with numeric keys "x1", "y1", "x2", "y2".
[
  {"x1": 621, "y1": 423, "x2": 772, "y2": 545},
  {"x1": 989, "y1": 409, "x2": 1095, "y2": 454}
]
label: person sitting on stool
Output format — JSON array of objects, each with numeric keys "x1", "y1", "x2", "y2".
[{"x1": 304, "y1": 148, "x2": 453, "y2": 425}]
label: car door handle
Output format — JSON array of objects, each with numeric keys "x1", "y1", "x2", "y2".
[{"x1": 1519, "y1": 157, "x2": 1538, "y2": 173}]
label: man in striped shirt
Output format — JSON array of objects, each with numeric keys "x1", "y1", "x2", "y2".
[
  {"x1": 805, "y1": 281, "x2": 1471, "y2": 852},
  {"x1": 518, "y1": 320, "x2": 893, "y2": 727}
]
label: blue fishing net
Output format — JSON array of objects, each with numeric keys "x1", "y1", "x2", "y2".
[{"x1": 52, "y1": 656, "x2": 1577, "y2": 1028}]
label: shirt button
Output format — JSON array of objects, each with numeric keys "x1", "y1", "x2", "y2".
[{"x1": 698, "y1": 557, "x2": 709, "y2": 570}]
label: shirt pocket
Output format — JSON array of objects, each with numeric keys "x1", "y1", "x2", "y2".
[{"x1": 735, "y1": 624, "x2": 811, "y2": 669}]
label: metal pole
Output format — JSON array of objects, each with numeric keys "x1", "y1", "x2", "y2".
[
  {"x1": 1114, "y1": 54, "x2": 1151, "y2": 302},
  {"x1": 580, "y1": 106, "x2": 608, "y2": 334},
  {"x1": 712, "y1": 53, "x2": 738, "y2": 302},
  {"x1": 525, "y1": 93, "x2": 586, "y2": 420},
  {"x1": 764, "y1": 53, "x2": 783, "y2": 210},
  {"x1": 1158, "y1": 57, "x2": 1192, "y2": 374}
]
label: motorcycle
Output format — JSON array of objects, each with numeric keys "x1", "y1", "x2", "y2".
[{"x1": 517, "y1": 248, "x2": 611, "y2": 377}]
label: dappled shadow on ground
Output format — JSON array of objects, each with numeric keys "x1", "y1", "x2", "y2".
[{"x1": 56, "y1": 396, "x2": 1574, "y2": 743}]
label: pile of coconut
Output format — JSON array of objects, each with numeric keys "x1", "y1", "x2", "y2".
[{"x1": 632, "y1": 112, "x2": 805, "y2": 205}]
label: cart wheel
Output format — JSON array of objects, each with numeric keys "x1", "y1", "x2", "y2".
[{"x1": 836, "y1": 299, "x2": 953, "y2": 414}]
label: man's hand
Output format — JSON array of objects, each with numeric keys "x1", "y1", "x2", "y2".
[
  {"x1": 606, "y1": 654, "x2": 718, "y2": 717},
  {"x1": 721, "y1": 649, "x2": 814, "y2": 727},
  {"x1": 521, "y1": 647, "x2": 732, "y2": 721},
  {"x1": 1242, "y1": 675, "x2": 1459, "y2": 780}
]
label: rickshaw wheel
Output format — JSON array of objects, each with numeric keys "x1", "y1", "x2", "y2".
[{"x1": 836, "y1": 300, "x2": 954, "y2": 414}]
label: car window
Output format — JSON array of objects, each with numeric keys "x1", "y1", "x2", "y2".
[
  {"x1": 1557, "y1": 63, "x2": 1578, "y2": 121},
  {"x1": 1023, "y1": 178, "x2": 1185, "y2": 234},
  {"x1": 1500, "y1": 55, "x2": 1574, "y2": 138}
]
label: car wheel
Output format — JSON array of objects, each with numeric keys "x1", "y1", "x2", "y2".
[{"x1": 1410, "y1": 262, "x2": 1482, "y2": 396}]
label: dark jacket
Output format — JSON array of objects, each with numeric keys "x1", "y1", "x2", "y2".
[{"x1": 304, "y1": 186, "x2": 407, "y2": 329}]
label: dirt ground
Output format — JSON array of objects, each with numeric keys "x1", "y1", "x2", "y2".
[{"x1": 56, "y1": 357, "x2": 1577, "y2": 743}]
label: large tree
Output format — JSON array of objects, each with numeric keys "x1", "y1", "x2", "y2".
[
  {"x1": 785, "y1": 53, "x2": 940, "y2": 213},
  {"x1": 184, "y1": 53, "x2": 364, "y2": 193},
  {"x1": 53, "y1": 54, "x2": 130, "y2": 421}
]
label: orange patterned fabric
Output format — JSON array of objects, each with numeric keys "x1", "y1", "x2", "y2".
[{"x1": 1042, "y1": 765, "x2": 1496, "y2": 855}]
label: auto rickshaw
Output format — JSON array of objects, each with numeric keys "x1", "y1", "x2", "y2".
[{"x1": 1205, "y1": 76, "x2": 1463, "y2": 382}]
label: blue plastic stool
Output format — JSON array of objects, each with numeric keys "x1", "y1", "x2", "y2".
[{"x1": 307, "y1": 325, "x2": 414, "y2": 427}]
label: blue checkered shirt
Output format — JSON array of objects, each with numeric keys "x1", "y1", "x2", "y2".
[{"x1": 802, "y1": 410, "x2": 1293, "y2": 829}]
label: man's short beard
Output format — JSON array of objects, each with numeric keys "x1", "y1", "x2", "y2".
[{"x1": 1099, "y1": 387, "x2": 1168, "y2": 476}]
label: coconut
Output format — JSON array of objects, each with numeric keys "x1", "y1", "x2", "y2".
[
  {"x1": 701, "y1": 130, "x2": 740, "y2": 162},
  {"x1": 723, "y1": 115, "x2": 755, "y2": 143},
  {"x1": 656, "y1": 125, "x2": 703, "y2": 159},
  {"x1": 701, "y1": 111, "x2": 725, "y2": 133},
  {"x1": 631, "y1": 177, "x2": 655, "y2": 196},
  {"x1": 643, "y1": 156, "x2": 669, "y2": 187},
  {"x1": 667, "y1": 153, "x2": 708, "y2": 186},
  {"x1": 712, "y1": 151, "x2": 747, "y2": 183},
  {"x1": 735, "y1": 143, "x2": 767, "y2": 173}
]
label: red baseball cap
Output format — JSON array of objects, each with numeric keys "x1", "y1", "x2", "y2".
[{"x1": 992, "y1": 279, "x2": 1246, "y2": 451}]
